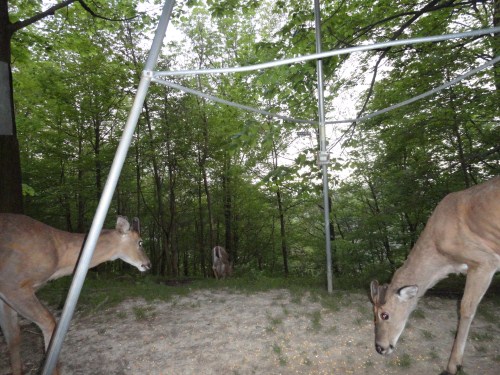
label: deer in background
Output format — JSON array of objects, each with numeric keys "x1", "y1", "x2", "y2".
[
  {"x1": 370, "y1": 176, "x2": 500, "y2": 375},
  {"x1": 0, "y1": 214, "x2": 151, "y2": 375},
  {"x1": 212, "y1": 245, "x2": 232, "y2": 279}
]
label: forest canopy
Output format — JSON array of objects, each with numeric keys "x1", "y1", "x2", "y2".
[{"x1": 6, "y1": 0, "x2": 500, "y2": 285}]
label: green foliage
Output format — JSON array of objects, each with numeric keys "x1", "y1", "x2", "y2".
[{"x1": 8, "y1": 0, "x2": 499, "y2": 285}]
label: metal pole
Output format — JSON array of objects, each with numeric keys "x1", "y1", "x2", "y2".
[
  {"x1": 41, "y1": 1, "x2": 176, "y2": 374},
  {"x1": 154, "y1": 27, "x2": 500, "y2": 77},
  {"x1": 314, "y1": 0, "x2": 333, "y2": 293}
]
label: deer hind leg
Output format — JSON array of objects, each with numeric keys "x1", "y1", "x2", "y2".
[
  {"x1": 0, "y1": 299, "x2": 23, "y2": 375},
  {"x1": 445, "y1": 266, "x2": 495, "y2": 375},
  {"x1": 3, "y1": 289, "x2": 60, "y2": 374}
]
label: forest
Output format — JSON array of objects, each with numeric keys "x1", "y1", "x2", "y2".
[{"x1": 3, "y1": 0, "x2": 499, "y2": 286}]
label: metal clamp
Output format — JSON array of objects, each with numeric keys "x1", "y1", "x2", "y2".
[
  {"x1": 142, "y1": 70, "x2": 154, "y2": 79},
  {"x1": 317, "y1": 151, "x2": 330, "y2": 166}
]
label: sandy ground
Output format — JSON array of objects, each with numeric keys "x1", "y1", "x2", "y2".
[{"x1": 1, "y1": 289, "x2": 499, "y2": 375}]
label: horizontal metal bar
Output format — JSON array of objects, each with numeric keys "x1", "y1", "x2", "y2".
[
  {"x1": 152, "y1": 55, "x2": 499, "y2": 129},
  {"x1": 154, "y1": 27, "x2": 500, "y2": 77},
  {"x1": 325, "y1": 54, "x2": 500, "y2": 130},
  {"x1": 152, "y1": 78, "x2": 316, "y2": 124}
]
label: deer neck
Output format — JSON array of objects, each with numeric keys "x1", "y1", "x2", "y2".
[
  {"x1": 52, "y1": 230, "x2": 119, "y2": 279},
  {"x1": 390, "y1": 237, "x2": 460, "y2": 297}
]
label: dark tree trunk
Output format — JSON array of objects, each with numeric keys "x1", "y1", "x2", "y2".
[
  {"x1": 222, "y1": 157, "x2": 233, "y2": 260},
  {"x1": 0, "y1": 1, "x2": 23, "y2": 214}
]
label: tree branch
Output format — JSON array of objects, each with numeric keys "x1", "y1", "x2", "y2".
[
  {"x1": 9, "y1": 0, "x2": 137, "y2": 35},
  {"x1": 10, "y1": 0, "x2": 78, "y2": 33},
  {"x1": 77, "y1": 0, "x2": 138, "y2": 22},
  {"x1": 346, "y1": 0, "x2": 463, "y2": 138}
]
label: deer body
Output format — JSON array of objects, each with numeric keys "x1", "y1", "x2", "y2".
[
  {"x1": 212, "y1": 245, "x2": 232, "y2": 279},
  {"x1": 0, "y1": 214, "x2": 151, "y2": 375},
  {"x1": 370, "y1": 176, "x2": 500, "y2": 375}
]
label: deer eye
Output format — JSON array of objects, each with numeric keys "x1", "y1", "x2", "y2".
[
  {"x1": 380, "y1": 312, "x2": 389, "y2": 321},
  {"x1": 138, "y1": 240, "x2": 144, "y2": 247}
]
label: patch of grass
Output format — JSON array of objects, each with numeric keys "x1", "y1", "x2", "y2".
[
  {"x1": 470, "y1": 331, "x2": 494, "y2": 342},
  {"x1": 133, "y1": 306, "x2": 148, "y2": 320},
  {"x1": 388, "y1": 353, "x2": 412, "y2": 368},
  {"x1": 268, "y1": 314, "x2": 283, "y2": 327},
  {"x1": 399, "y1": 353, "x2": 412, "y2": 368},
  {"x1": 266, "y1": 312, "x2": 283, "y2": 333},
  {"x1": 475, "y1": 345, "x2": 487, "y2": 354},
  {"x1": 132, "y1": 305, "x2": 156, "y2": 321},
  {"x1": 272, "y1": 343, "x2": 287, "y2": 366},
  {"x1": 38, "y1": 274, "x2": 180, "y2": 315},
  {"x1": 290, "y1": 292, "x2": 303, "y2": 305},
  {"x1": 428, "y1": 349, "x2": 440, "y2": 361},
  {"x1": 308, "y1": 291, "x2": 320, "y2": 303},
  {"x1": 326, "y1": 325, "x2": 338, "y2": 334},
  {"x1": 476, "y1": 305, "x2": 498, "y2": 326},
  {"x1": 353, "y1": 317, "x2": 364, "y2": 326},
  {"x1": 272, "y1": 343, "x2": 282, "y2": 355},
  {"x1": 281, "y1": 305, "x2": 290, "y2": 316},
  {"x1": 421, "y1": 329, "x2": 434, "y2": 340},
  {"x1": 364, "y1": 360, "x2": 374, "y2": 368},
  {"x1": 357, "y1": 304, "x2": 369, "y2": 316},
  {"x1": 412, "y1": 308, "x2": 426, "y2": 319},
  {"x1": 319, "y1": 294, "x2": 341, "y2": 312},
  {"x1": 310, "y1": 310, "x2": 322, "y2": 332}
]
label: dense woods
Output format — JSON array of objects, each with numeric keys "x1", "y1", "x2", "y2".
[{"x1": 3, "y1": 0, "x2": 499, "y2": 285}]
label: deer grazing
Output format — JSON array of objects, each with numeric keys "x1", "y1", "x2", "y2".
[
  {"x1": 0, "y1": 214, "x2": 151, "y2": 375},
  {"x1": 212, "y1": 245, "x2": 232, "y2": 279},
  {"x1": 370, "y1": 176, "x2": 500, "y2": 375}
]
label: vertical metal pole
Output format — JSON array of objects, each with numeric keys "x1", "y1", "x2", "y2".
[
  {"x1": 314, "y1": 0, "x2": 333, "y2": 293},
  {"x1": 41, "y1": 1, "x2": 176, "y2": 374}
]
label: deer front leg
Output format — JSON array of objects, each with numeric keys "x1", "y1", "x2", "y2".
[
  {"x1": 445, "y1": 267, "x2": 495, "y2": 375},
  {"x1": 0, "y1": 299, "x2": 23, "y2": 375}
]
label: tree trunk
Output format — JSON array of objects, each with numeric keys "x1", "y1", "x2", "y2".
[
  {"x1": 276, "y1": 187, "x2": 289, "y2": 276},
  {"x1": 196, "y1": 75, "x2": 214, "y2": 249},
  {"x1": 223, "y1": 156, "x2": 232, "y2": 255},
  {"x1": 0, "y1": 2, "x2": 23, "y2": 213},
  {"x1": 93, "y1": 117, "x2": 103, "y2": 199},
  {"x1": 77, "y1": 131, "x2": 86, "y2": 232},
  {"x1": 493, "y1": 0, "x2": 500, "y2": 94},
  {"x1": 167, "y1": 160, "x2": 178, "y2": 277},
  {"x1": 197, "y1": 179, "x2": 207, "y2": 277}
]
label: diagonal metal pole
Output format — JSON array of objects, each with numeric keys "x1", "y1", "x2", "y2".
[
  {"x1": 41, "y1": 1, "x2": 176, "y2": 374},
  {"x1": 314, "y1": 0, "x2": 333, "y2": 293}
]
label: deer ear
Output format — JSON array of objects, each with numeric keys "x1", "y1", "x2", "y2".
[
  {"x1": 116, "y1": 216, "x2": 131, "y2": 234},
  {"x1": 370, "y1": 280, "x2": 379, "y2": 304},
  {"x1": 131, "y1": 217, "x2": 140, "y2": 234},
  {"x1": 397, "y1": 285, "x2": 418, "y2": 301}
]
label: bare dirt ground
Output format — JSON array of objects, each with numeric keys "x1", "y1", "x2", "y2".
[{"x1": 1, "y1": 288, "x2": 499, "y2": 375}]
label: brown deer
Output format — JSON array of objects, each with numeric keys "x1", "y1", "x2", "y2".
[
  {"x1": 212, "y1": 245, "x2": 232, "y2": 279},
  {"x1": 370, "y1": 176, "x2": 500, "y2": 375},
  {"x1": 0, "y1": 214, "x2": 151, "y2": 375}
]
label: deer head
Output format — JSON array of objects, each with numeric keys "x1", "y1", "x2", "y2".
[
  {"x1": 370, "y1": 280, "x2": 419, "y2": 355},
  {"x1": 114, "y1": 216, "x2": 151, "y2": 272}
]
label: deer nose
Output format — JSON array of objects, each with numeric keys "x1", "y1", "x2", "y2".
[
  {"x1": 375, "y1": 343, "x2": 393, "y2": 355},
  {"x1": 142, "y1": 261, "x2": 151, "y2": 271}
]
